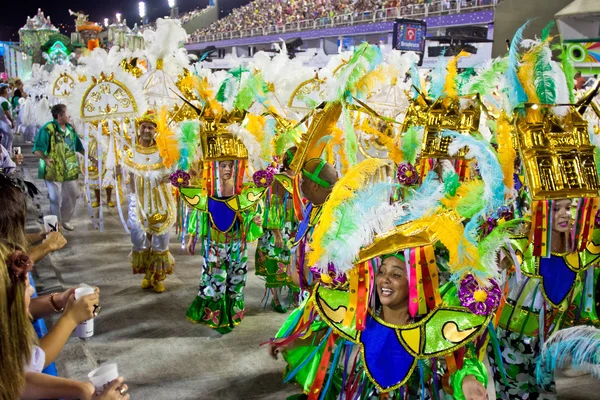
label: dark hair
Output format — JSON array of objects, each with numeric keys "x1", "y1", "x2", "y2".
[
  {"x1": 282, "y1": 146, "x2": 297, "y2": 171},
  {"x1": 0, "y1": 86, "x2": 8, "y2": 96},
  {"x1": 51, "y1": 104, "x2": 66, "y2": 120},
  {"x1": 0, "y1": 179, "x2": 28, "y2": 249}
]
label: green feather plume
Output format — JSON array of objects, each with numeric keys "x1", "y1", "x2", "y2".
[
  {"x1": 463, "y1": 57, "x2": 509, "y2": 96},
  {"x1": 478, "y1": 218, "x2": 525, "y2": 275},
  {"x1": 235, "y1": 71, "x2": 268, "y2": 111},
  {"x1": 333, "y1": 42, "x2": 382, "y2": 102},
  {"x1": 443, "y1": 170, "x2": 460, "y2": 197},
  {"x1": 534, "y1": 43, "x2": 556, "y2": 104},
  {"x1": 455, "y1": 181, "x2": 485, "y2": 219},
  {"x1": 274, "y1": 126, "x2": 303, "y2": 157},
  {"x1": 216, "y1": 66, "x2": 249, "y2": 104},
  {"x1": 556, "y1": 44, "x2": 576, "y2": 103},
  {"x1": 401, "y1": 126, "x2": 421, "y2": 164},
  {"x1": 541, "y1": 21, "x2": 555, "y2": 42}
]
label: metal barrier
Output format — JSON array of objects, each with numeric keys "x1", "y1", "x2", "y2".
[{"x1": 190, "y1": 0, "x2": 498, "y2": 44}]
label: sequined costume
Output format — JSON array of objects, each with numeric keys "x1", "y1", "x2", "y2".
[
  {"x1": 122, "y1": 112, "x2": 176, "y2": 292},
  {"x1": 255, "y1": 174, "x2": 298, "y2": 294},
  {"x1": 182, "y1": 163, "x2": 265, "y2": 334}
]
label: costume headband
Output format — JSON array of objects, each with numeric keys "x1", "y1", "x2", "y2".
[{"x1": 302, "y1": 159, "x2": 331, "y2": 189}]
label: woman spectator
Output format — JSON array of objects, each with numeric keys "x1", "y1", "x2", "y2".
[
  {"x1": 0, "y1": 173, "x2": 99, "y2": 371},
  {"x1": 0, "y1": 241, "x2": 129, "y2": 400}
]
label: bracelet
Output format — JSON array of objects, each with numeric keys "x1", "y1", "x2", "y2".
[{"x1": 49, "y1": 293, "x2": 64, "y2": 313}]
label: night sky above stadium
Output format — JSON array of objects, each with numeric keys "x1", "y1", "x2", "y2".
[{"x1": 0, "y1": 0, "x2": 250, "y2": 41}]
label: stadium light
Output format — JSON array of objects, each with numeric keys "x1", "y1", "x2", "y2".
[
  {"x1": 168, "y1": 0, "x2": 176, "y2": 8},
  {"x1": 139, "y1": 2, "x2": 146, "y2": 19},
  {"x1": 116, "y1": 13, "x2": 122, "y2": 23},
  {"x1": 104, "y1": 18, "x2": 109, "y2": 27}
]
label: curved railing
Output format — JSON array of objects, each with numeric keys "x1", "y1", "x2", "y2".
[{"x1": 189, "y1": 0, "x2": 498, "y2": 44}]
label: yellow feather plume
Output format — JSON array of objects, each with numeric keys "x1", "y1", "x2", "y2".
[
  {"x1": 443, "y1": 50, "x2": 470, "y2": 100},
  {"x1": 497, "y1": 113, "x2": 516, "y2": 191},
  {"x1": 359, "y1": 118, "x2": 403, "y2": 164},
  {"x1": 516, "y1": 37, "x2": 553, "y2": 105},
  {"x1": 308, "y1": 158, "x2": 392, "y2": 266},
  {"x1": 441, "y1": 179, "x2": 485, "y2": 210},
  {"x1": 354, "y1": 65, "x2": 388, "y2": 98},
  {"x1": 155, "y1": 107, "x2": 180, "y2": 169},
  {"x1": 181, "y1": 74, "x2": 222, "y2": 115},
  {"x1": 325, "y1": 125, "x2": 350, "y2": 174}
]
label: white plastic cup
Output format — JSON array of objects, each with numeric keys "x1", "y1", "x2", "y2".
[
  {"x1": 13, "y1": 146, "x2": 21, "y2": 155},
  {"x1": 74, "y1": 286, "x2": 95, "y2": 338},
  {"x1": 43, "y1": 215, "x2": 58, "y2": 232},
  {"x1": 88, "y1": 363, "x2": 118, "y2": 393}
]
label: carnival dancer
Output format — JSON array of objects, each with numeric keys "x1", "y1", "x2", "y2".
[
  {"x1": 478, "y1": 25, "x2": 600, "y2": 399},
  {"x1": 33, "y1": 104, "x2": 85, "y2": 231},
  {"x1": 269, "y1": 159, "x2": 493, "y2": 400},
  {"x1": 123, "y1": 110, "x2": 176, "y2": 293},
  {"x1": 87, "y1": 122, "x2": 116, "y2": 209},
  {"x1": 292, "y1": 157, "x2": 338, "y2": 290},
  {"x1": 255, "y1": 147, "x2": 299, "y2": 312}
]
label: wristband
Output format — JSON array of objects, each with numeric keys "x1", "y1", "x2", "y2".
[
  {"x1": 49, "y1": 293, "x2": 64, "y2": 313},
  {"x1": 450, "y1": 358, "x2": 488, "y2": 400}
]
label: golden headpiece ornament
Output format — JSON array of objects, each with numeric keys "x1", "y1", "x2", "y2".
[
  {"x1": 416, "y1": 94, "x2": 486, "y2": 160},
  {"x1": 516, "y1": 104, "x2": 600, "y2": 200},
  {"x1": 200, "y1": 108, "x2": 249, "y2": 161},
  {"x1": 137, "y1": 110, "x2": 158, "y2": 127}
]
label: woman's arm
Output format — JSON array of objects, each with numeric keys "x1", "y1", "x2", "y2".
[
  {"x1": 27, "y1": 232, "x2": 67, "y2": 263},
  {"x1": 29, "y1": 288, "x2": 76, "y2": 320},
  {"x1": 39, "y1": 292, "x2": 98, "y2": 367},
  {"x1": 26, "y1": 230, "x2": 47, "y2": 245},
  {"x1": 22, "y1": 373, "x2": 93, "y2": 400}
]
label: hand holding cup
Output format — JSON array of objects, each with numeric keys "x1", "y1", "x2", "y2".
[
  {"x1": 64, "y1": 290, "x2": 98, "y2": 325},
  {"x1": 43, "y1": 231, "x2": 67, "y2": 251}
]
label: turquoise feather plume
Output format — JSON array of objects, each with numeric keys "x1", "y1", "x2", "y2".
[
  {"x1": 536, "y1": 326, "x2": 600, "y2": 388},
  {"x1": 506, "y1": 22, "x2": 530, "y2": 111},
  {"x1": 396, "y1": 171, "x2": 444, "y2": 225},
  {"x1": 429, "y1": 50, "x2": 447, "y2": 100},
  {"x1": 445, "y1": 131, "x2": 505, "y2": 244}
]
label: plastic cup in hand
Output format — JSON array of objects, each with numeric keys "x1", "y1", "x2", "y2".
[
  {"x1": 43, "y1": 215, "x2": 58, "y2": 232},
  {"x1": 74, "y1": 286, "x2": 95, "y2": 338},
  {"x1": 88, "y1": 363, "x2": 118, "y2": 393}
]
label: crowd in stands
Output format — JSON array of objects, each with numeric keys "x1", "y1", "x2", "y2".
[
  {"x1": 179, "y1": 5, "x2": 215, "y2": 24},
  {"x1": 189, "y1": 0, "x2": 495, "y2": 41}
]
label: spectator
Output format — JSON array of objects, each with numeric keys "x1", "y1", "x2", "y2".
[
  {"x1": 0, "y1": 241, "x2": 128, "y2": 400},
  {"x1": 0, "y1": 85, "x2": 15, "y2": 154}
]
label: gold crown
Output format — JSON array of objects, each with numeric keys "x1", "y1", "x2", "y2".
[
  {"x1": 516, "y1": 104, "x2": 600, "y2": 200},
  {"x1": 200, "y1": 108, "x2": 249, "y2": 161},
  {"x1": 418, "y1": 95, "x2": 485, "y2": 160}
]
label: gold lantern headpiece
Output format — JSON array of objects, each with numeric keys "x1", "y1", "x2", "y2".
[
  {"x1": 200, "y1": 108, "x2": 249, "y2": 161},
  {"x1": 419, "y1": 94, "x2": 486, "y2": 160},
  {"x1": 516, "y1": 104, "x2": 600, "y2": 257},
  {"x1": 516, "y1": 104, "x2": 600, "y2": 200}
]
